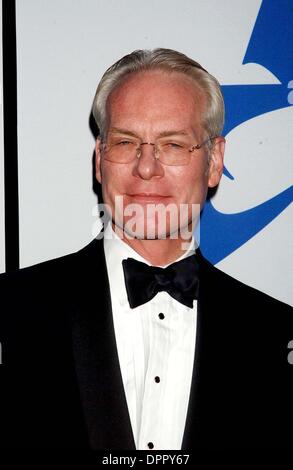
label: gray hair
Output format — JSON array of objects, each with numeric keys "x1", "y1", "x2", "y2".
[{"x1": 92, "y1": 48, "x2": 225, "y2": 141}]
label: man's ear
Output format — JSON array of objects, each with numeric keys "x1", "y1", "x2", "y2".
[
  {"x1": 95, "y1": 138, "x2": 102, "y2": 184},
  {"x1": 207, "y1": 136, "x2": 225, "y2": 188}
]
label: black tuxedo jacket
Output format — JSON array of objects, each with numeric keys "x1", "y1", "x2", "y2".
[{"x1": 0, "y1": 238, "x2": 292, "y2": 449}]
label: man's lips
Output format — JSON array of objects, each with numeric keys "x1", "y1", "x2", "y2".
[{"x1": 127, "y1": 193, "x2": 171, "y2": 203}]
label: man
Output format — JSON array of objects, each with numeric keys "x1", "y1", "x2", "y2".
[{"x1": 0, "y1": 48, "x2": 292, "y2": 449}]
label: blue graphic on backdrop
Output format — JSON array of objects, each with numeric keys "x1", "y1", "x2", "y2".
[{"x1": 201, "y1": 0, "x2": 293, "y2": 263}]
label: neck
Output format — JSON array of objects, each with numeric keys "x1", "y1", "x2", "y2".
[{"x1": 111, "y1": 223, "x2": 194, "y2": 266}]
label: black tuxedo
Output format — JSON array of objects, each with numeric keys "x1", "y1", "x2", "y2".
[{"x1": 0, "y1": 238, "x2": 292, "y2": 449}]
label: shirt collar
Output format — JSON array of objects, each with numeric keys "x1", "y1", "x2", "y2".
[{"x1": 103, "y1": 222, "x2": 196, "y2": 307}]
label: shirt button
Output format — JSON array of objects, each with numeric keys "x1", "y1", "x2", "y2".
[
  {"x1": 158, "y1": 313, "x2": 165, "y2": 320},
  {"x1": 154, "y1": 376, "x2": 160, "y2": 383},
  {"x1": 148, "y1": 442, "x2": 154, "y2": 449}
]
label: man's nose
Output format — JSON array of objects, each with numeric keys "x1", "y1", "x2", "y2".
[{"x1": 132, "y1": 143, "x2": 164, "y2": 180}]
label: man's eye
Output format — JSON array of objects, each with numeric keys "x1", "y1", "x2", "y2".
[
  {"x1": 164, "y1": 142, "x2": 184, "y2": 150},
  {"x1": 115, "y1": 140, "x2": 134, "y2": 146}
]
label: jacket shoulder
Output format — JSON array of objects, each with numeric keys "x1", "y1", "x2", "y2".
[
  {"x1": 198, "y1": 250, "x2": 293, "y2": 312},
  {"x1": 0, "y1": 238, "x2": 102, "y2": 286},
  {"x1": 0, "y1": 239, "x2": 104, "y2": 336}
]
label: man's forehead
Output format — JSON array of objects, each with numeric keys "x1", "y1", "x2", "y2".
[
  {"x1": 108, "y1": 69, "x2": 205, "y2": 106},
  {"x1": 103, "y1": 70, "x2": 206, "y2": 139}
]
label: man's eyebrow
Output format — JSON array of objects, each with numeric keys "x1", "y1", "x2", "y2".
[
  {"x1": 109, "y1": 127, "x2": 190, "y2": 138},
  {"x1": 109, "y1": 128, "x2": 139, "y2": 138},
  {"x1": 157, "y1": 130, "x2": 189, "y2": 138}
]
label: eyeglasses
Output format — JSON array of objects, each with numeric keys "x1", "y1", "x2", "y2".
[{"x1": 101, "y1": 136, "x2": 216, "y2": 166}]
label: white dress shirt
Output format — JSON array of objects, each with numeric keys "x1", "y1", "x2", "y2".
[{"x1": 103, "y1": 223, "x2": 197, "y2": 450}]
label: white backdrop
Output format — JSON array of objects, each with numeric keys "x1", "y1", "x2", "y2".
[
  {"x1": 0, "y1": 2, "x2": 5, "y2": 274},
  {"x1": 14, "y1": 0, "x2": 292, "y2": 304}
]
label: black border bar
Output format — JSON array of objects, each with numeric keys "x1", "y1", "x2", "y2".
[{"x1": 2, "y1": 0, "x2": 19, "y2": 271}]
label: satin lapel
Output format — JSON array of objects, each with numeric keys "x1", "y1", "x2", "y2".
[
  {"x1": 181, "y1": 286, "x2": 203, "y2": 449},
  {"x1": 181, "y1": 250, "x2": 218, "y2": 449},
  {"x1": 182, "y1": 251, "x2": 250, "y2": 449},
  {"x1": 70, "y1": 239, "x2": 135, "y2": 450}
]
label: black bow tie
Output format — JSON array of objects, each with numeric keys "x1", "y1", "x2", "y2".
[{"x1": 122, "y1": 254, "x2": 199, "y2": 309}]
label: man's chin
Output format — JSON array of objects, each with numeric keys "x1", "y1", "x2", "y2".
[
  {"x1": 111, "y1": 213, "x2": 197, "y2": 242},
  {"x1": 122, "y1": 228, "x2": 169, "y2": 241},
  {"x1": 115, "y1": 222, "x2": 183, "y2": 241}
]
